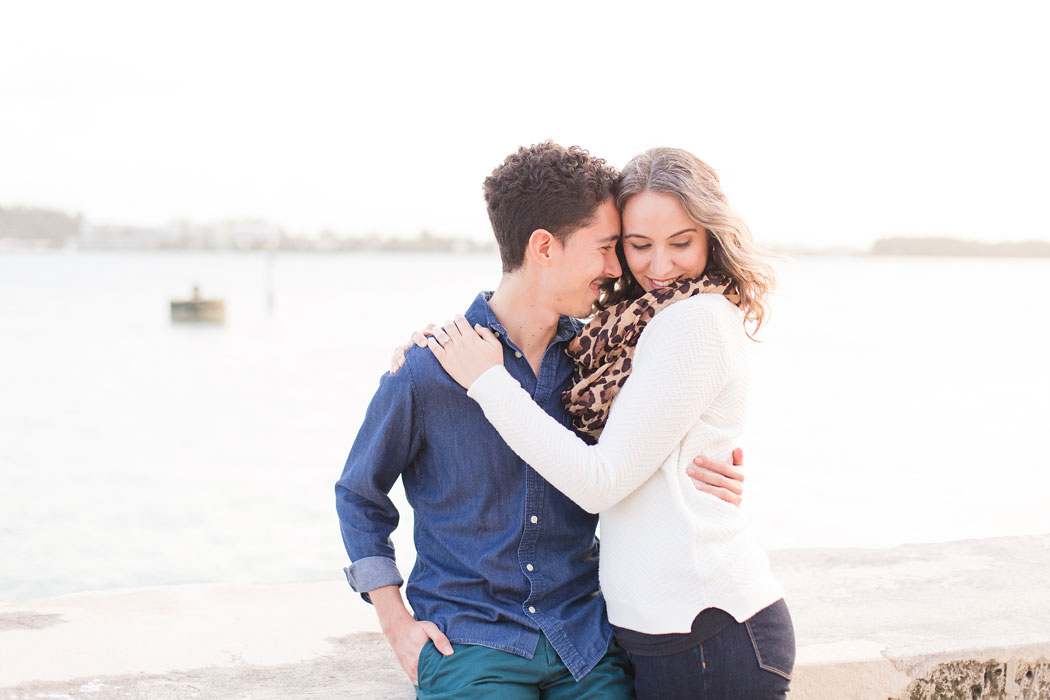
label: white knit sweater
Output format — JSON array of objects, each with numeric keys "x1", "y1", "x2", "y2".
[{"x1": 467, "y1": 293, "x2": 784, "y2": 634}]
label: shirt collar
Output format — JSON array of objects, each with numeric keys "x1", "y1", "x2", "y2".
[{"x1": 465, "y1": 291, "x2": 582, "y2": 346}]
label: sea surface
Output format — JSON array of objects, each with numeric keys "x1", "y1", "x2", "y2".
[{"x1": 1, "y1": 250, "x2": 1048, "y2": 603}]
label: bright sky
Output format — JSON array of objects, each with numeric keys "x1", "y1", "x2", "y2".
[{"x1": 2, "y1": 0, "x2": 1047, "y2": 248}]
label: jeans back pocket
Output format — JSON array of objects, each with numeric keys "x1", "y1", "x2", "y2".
[{"x1": 744, "y1": 599, "x2": 795, "y2": 681}]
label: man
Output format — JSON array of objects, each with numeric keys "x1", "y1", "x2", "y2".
[{"x1": 335, "y1": 142, "x2": 742, "y2": 698}]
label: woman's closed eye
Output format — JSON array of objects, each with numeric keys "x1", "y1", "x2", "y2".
[{"x1": 631, "y1": 242, "x2": 691, "y2": 251}]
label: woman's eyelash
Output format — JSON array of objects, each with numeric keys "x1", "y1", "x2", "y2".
[{"x1": 630, "y1": 242, "x2": 691, "y2": 250}]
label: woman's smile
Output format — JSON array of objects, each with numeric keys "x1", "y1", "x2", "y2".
[{"x1": 646, "y1": 276, "x2": 681, "y2": 289}]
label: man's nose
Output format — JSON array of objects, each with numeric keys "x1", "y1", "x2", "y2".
[{"x1": 604, "y1": 248, "x2": 622, "y2": 278}]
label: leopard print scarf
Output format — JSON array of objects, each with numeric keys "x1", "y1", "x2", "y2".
[{"x1": 563, "y1": 273, "x2": 740, "y2": 440}]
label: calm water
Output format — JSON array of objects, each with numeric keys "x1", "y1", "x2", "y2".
[{"x1": 1, "y1": 250, "x2": 1048, "y2": 603}]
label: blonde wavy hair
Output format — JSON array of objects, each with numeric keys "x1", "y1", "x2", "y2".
[{"x1": 598, "y1": 147, "x2": 777, "y2": 338}]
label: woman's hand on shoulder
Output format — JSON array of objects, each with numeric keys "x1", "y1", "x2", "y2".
[
  {"x1": 686, "y1": 448, "x2": 745, "y2": 507},
  {"x1": 427, "y1": 314, "x2": 503, "y2": 389},
  {"x1": 390, "y1": 323, "x2": 439, "y2": 374}
]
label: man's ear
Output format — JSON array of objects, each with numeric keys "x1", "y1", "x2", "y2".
[{"x1": 525, "y1": 229, "x2": 560, "y2": 267}]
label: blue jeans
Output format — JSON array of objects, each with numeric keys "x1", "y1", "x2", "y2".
[{"x1": 628, "y1": 599, "x2": 795, "y2": 700}]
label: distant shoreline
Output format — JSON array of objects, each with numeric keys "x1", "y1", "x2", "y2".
[
  {"x1": 3, "y1": 205, "x2": 1049, "y2": 257},
  {"x1": 4, "y1": 240, "x2": 1050, "y2": 258},
  {"x1": 870, "y1": 235, "x2": 1050, "y2": 258},
  {"x1": 0, "y1": 239, "x2": 499, "y2": 254},
  {"x1": 5, "y1": 238, "x2": 1050, "y2": 258}
]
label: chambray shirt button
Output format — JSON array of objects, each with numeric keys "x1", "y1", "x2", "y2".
[
  {"x1": 526, "y1": 564, "x2": 534, "y2": 571},
  {"x1": 514, "y1": 351, "x2": 523, "y2": 358},
  {"x1": 528, "y1": 606, "x2": 536, "y2": 614},
  {"x1": 493, "y1": 331, "x2": 501, "y2": 338},
  {"x1": 530, "y1": 515, "x2": 538, "y2": 524}
]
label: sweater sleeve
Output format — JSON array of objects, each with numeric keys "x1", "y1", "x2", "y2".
[{"x1": 467, "y1": 296, "x2": 737, "y2": 513}]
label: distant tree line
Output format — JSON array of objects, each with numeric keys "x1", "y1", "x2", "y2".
[
  {"x1": 5, "y1": 205, "x2": 1046, "y2": 257},
  {"x1": 872, "y1": 236, "x2": 1050, "y2": 258},
  {"x1": 0, "y1": 205, "x2": 496, "y2": 253},
  {"x1": 0, "y1": 206, "x2": 81, "y2": 245}
]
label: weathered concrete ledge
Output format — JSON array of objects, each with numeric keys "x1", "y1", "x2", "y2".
[{"x1": 2, "y1": 534, "x2": 1048, "y2": 699}]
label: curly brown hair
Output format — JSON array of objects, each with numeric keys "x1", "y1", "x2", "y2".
[{"x1": 484, "y1": 141, "x2": 619, "y2": 273}]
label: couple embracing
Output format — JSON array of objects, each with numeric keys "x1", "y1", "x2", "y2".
[{"x1": 336, "y1": 142, "x2": 794, "y2": 699}]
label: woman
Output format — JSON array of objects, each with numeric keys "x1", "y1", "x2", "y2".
[{"x1": 427, "y1": 147, "x2": 793, "y2": 699}]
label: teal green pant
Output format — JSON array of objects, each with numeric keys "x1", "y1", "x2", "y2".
[{"x1": 415, "y1": 633, "x2": 635, "y2": 699}]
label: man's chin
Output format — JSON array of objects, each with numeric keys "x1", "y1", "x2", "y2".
[{"x1": 572, "y1": 299, "x2": 599, "y2": 319}]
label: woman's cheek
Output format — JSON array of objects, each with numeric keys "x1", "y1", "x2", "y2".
[{"x1": 624, "y1": 248, "x2": 648, "y2": 281}]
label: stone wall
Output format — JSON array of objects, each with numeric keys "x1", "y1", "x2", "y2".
[{"x1": 2, "y1": 535, "x2": 1048, "y2": 700}]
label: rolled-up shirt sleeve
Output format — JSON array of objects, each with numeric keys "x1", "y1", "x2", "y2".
[
  {"x1": 343, "y1": 556, "x2": 403, "y2": 594},
  {"x1": 335, "y1": 358, "x2": 424, "y2": 601}
]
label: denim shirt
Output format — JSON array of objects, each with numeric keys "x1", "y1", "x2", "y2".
[{"x1": 335, "y1": 292, "x2": 611, "y2": 681}]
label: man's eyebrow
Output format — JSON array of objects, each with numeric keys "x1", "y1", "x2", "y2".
[
  {"x1": 598, "y1": 233, "x2": 620, "y2": 244},
  {"x1": 624, "y1": 228, "x2": 698, "y2": 240}
]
